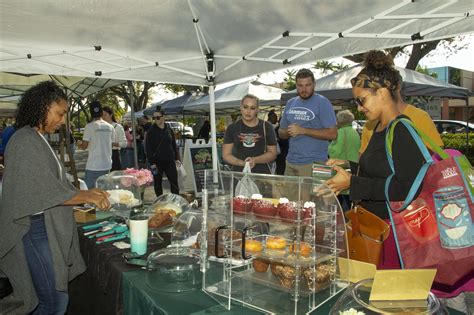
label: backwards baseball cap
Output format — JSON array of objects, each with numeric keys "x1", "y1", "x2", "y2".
[{"x1": 89, "y1": 100, "x2": 102, "y2": 118}]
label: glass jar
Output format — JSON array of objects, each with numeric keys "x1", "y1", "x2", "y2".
[{"x1": 330, "y1": 279, "x2": 443, "y2": 315}]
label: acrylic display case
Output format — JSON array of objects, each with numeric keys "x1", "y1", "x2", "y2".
[
  {"x1": 95, "y1": 173, "x2": 142, "y2": 218},
  {"x1": 200, "y1": 170, "x2": 349, "y2": 314}
]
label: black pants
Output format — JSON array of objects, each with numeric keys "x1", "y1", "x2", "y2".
[
  {"x1": 111, "y1": 150, "x2": 122, "y2": 171},
  {"x1": 153, "y1": 161, "x2": 179, "y2": 197}
]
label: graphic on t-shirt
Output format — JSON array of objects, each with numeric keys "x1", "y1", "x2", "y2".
[
  {"x1": 238, "y1": 132, "x2": 262, "y2": 148},
  {"x1": 287, "y1": 107, "x2": 315, "y2": 121}
]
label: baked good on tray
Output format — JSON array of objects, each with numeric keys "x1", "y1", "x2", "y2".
[
  {"x1": 232, "y1": 195, "x2": 252, "y2": 214},
  {"x1": 252, "y1": 195, "x2": 277, "y2": 219},
  {"x1": 303, "y1": 264, "x2": 335, "y2": 292},
  {"x1": 252, "y1": 259, "x2": 269, "y2": 272},
  {"x1": 265, "y1": 236, "x2": 287, "y2": 256},
  {"x1": 148, "y1": 209, "x2": 177, "y2": 228}
]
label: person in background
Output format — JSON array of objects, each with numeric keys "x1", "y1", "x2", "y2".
[
  {"x1": 102, "y1": 106, "x2": 127, "y2": 171},
  {"x1": 197, "y1": 120, "x2": 211, "y2": 143},
  {"x1": 359, "y1": 80, "x2": 443, "y2": 154},
  {"x1": 136, "y1": 119, "x2": 146, "y2": 164},
  {"x1": 223, "y1": 94, "x2": 277, "y2": 174},
  {"x1": 325, "y1": 50, "x2": 426, "y2": 270},
  {"x1": 328, "y1": 110, "x2": 361, "y2": 210},
  {"x1": 0, "y1": 81, "x2": 110, "y2": 314},
  {"x1": 0, "y1": 118, "x2": 16, "y2": 157},
  {"x1": 77, "y1": 100, "x2": 115, "y2": 189},
  {"x1": 121, "y1": 121, "x2": 135, "y2": 168},
  {"x1": 145, "y1": 108, "x2": 180, "y2": 197},
  {"x1": 279, "y1": 68, "x2": 337, "y2": 177}
]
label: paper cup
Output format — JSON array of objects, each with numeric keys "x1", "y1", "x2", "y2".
[{"x1": 129, "y1": 215, "x2": 149, "y2": 255}]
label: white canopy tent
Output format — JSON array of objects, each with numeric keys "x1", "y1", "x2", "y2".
[
  {"x1": 185, "y1": 80, "x2": 284, "y2": 114},
  {"x1": 280, "y1": 64, "x2": 471, "y2": 104},
  {"x1": 1, "y1": 0, "x2": 472, "y2": 170}
]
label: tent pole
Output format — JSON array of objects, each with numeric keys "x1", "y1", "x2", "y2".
[
  {"x1": 209, "y1": 85, "x2": 218, "y2": 171},
  {"x1": 128, "y1": 81, "x2": 139, "y2": 169}
]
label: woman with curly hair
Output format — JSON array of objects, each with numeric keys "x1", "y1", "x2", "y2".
[
  {"x1": 0, "y1": 81, "x2": 110, "y2": 314},
  {"x1": 326, "y1": 50, "x2": 426, "y2": 268}
]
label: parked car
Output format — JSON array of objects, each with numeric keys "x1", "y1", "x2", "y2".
[{"x1": 433, "y1": 120, "x2": 474, "y2": 134}]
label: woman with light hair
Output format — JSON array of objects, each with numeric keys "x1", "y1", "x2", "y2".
[
  {"x1": 328, "y1": 109, "x2": 361, "y2": 210},
  {"x1": 329, "y1": 110, "x2": 360, "y2": 165}
]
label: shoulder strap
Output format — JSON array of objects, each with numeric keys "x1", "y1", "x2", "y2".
[{"x1": 384, "y1": 118, "x2": 436, "y2": 211}]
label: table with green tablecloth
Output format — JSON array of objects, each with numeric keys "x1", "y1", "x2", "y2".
[
  {"x1": 122, "y1": 262, "x2": 339, "y2": 315},
  {"x1": 122, "y1": 265, "x2": 465, "y2": 315}
]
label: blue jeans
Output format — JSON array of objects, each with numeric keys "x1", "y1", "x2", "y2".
[
  {"x1": 22, "y1": 214, "x2": 69, "y2": 315},
  {"x1": 84, "y1": 169, "x2": 109, "y2": 189}
]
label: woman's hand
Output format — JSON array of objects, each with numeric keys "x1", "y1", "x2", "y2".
[
  {"x1": 325, "y1": 165, "x2": 351, "y2": 196},
  {"x1": 82, "y1": 189, "x2": 110, "y2": 211}
]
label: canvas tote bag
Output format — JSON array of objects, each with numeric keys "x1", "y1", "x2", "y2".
[{"x1": 385, "y1": 118, "x2": 474, "y2": 293}]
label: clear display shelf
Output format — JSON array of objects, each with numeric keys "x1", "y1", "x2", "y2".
[{"x1": 200, "y1": 170, "x2": 349, "y2": 314}]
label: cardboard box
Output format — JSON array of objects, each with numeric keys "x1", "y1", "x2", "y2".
[{"x1": 74, "y1": 206, "x2": 96, "y2": 223}]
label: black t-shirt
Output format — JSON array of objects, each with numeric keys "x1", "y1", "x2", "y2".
[
  {"x1": 223, "y1": 119, "x2": 277, "y2": 174},
  {"x1": 350, "y1": 115, "x2": 425, "y2": 219},
  {"x1": 144, "y1": 124, "x2": 177, "y2": 165}
]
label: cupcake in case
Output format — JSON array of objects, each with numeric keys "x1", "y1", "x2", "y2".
[
  {"x1": 251, "y1": 193, "x2": 277, "y2": 219},
  {"x1": 303, "y1": 201, "x2": 316, "y2": 221},
  {"x1": 277, "y1": 198, "x2": 302, "y2": 223},
  {"x1": 232, "y1": 195, "x2": 252, "y2": 214}
]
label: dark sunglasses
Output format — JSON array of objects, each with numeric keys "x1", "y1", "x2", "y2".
[
  {"x1": 153, "y1": 116, "x2": 163, "y2": 120},
  {"x1": 352, "y1": 93, "x2": 372, "y2": 107}
]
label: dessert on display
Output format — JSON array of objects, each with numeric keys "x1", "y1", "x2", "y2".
[
  {"x1": 243, "y1": 239, "x2": 263, "y2": 253},
  {"x1": 232, "y1": 195, "x2": 252, "y2": 214},
  {"x1": 303, "y1": 264, "x2": 334, "y2": 292},
  {"x1": 107, "y1": 189, "x2": 140, "y2": 207},
  {"x1": 265, "y1": 236, "x2": 287, "y2": 256},
  {"x1": 251, "y1": 194, "x2": 277, "y2": 219},
  {"x1": 289, "y1": 241, "x2": 312, "y2": 257},
  {"x1": 252, "y1": 259, "x2": 269, "y2": 272},
  {"x1": 148, "y1": 209, "x2": 177, "y2": 229},
  {"x1": 303, "y1": 201, "x2": 316, "y2": 220},
  {"x1": 277, "y1": 198, "x2": 300, "y2": 222}
]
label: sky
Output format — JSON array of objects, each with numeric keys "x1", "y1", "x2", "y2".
[{"x1": 150, "y1": 34, "x2": 473, "y2": 103}]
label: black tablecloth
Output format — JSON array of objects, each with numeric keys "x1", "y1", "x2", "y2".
[{"x1": 67, "y1": 223, "x2": 171, "y2": 315}]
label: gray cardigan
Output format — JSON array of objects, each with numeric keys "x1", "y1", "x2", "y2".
[{"x1": 0, "y1": 126, "x2": 85, "y2": 313}]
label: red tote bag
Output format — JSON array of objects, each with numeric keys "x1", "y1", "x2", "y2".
[{"x1": 385, "y1": 118, "x2": 474, "y2": 294}]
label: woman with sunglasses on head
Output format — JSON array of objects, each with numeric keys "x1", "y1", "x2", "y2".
[
  {"x1": 145, "y1": 108, "x2": 180, "y2": 197},
  {"x1": 0, "y1": 81, "x2": 110, "y2": 314},
  {"x1": 325, "y1": 50, "x2": 426, "y2": 269}
]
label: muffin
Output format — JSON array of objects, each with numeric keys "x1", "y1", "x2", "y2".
[
  {"x1": 303, "y1": 264, "x2": 335, "y2": 292},
  {"x1": 252, "y1": 259, "x2": 269, "y2": 272}
]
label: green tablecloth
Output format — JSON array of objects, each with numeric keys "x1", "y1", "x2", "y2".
[{"x1": 121, "y1": 267, "x2": 337, "y2": 315}]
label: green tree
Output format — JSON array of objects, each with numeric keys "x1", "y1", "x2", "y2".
[
  {"x1": 110, "y1": 81, "x2": 157, "y2": 112},
  {"x1": 343, "y1": 37, "x2": 468, "y2": 70},
  {"x1": 282, "y1": 69, "x2": 297, "y2": 90}
]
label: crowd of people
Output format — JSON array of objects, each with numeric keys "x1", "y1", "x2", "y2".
[{"x1": 0, "y1": 49, "x2": 470, "y2": 313}]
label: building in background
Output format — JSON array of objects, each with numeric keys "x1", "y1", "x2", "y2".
[{"x1": 428, "y1": 66, "x2": 474, "y2": 121}]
